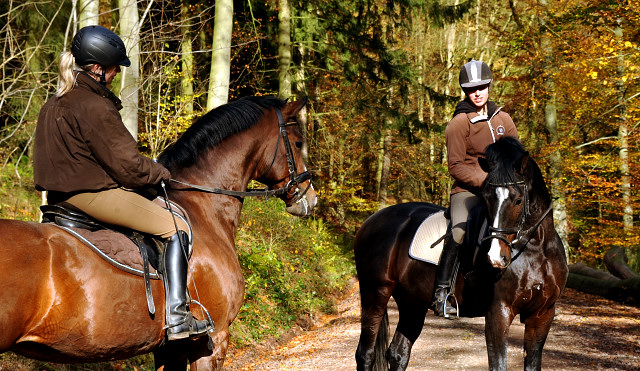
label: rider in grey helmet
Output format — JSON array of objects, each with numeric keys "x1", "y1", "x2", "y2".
[
  {"x1": 433, "y1": 59, "x2": 519, "y2": 318},
  {"x1": 34, "y1": 26, "x2": 214, "y2": 340}
]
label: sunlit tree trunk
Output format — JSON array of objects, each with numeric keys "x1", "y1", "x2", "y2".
[
  {"x1": 78, "y1": 0, "x2": 98, "y2": 28},
  {"x1": 376, "y1": 128, "x2": 392, "y2": 208},
  {"x1": 539, "y1": 0, "x2": 570, "y2": 261},
  {"x1": 181, "y1": 2, "x2": 194, "y2": 116},
  {"x1": 118, "y1": 0, "x2": 139, "y2": 139},
  {"x1": 278, "y1": 0, "x2": 292, "y2": 99},
  {"x1": 615, "y1": 18, "x2": 635, "y2": 266},
  {"x1": 615, "y1": 19, "x2": 632, "y2": 231},
  {"x1": 294, "y1": 4, "x2": 310, "y2": 161},
  {"x1": 207, "y1": 0, "x2": 233, "y2": 110}
]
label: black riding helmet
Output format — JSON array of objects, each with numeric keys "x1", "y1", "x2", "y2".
[
  {"x1": 459, "y1": 59, "x2": 492, "y2": 89},
  {"x1": 71, "y1": 25, "x2": 131, "y2": 68}
]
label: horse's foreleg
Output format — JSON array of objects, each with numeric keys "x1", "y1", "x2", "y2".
[
  {"x1": 485, "y1": 303, "x2": 514, "y2": 371},
  {"x1": 154, "y1": 346, "x2": 188, "y2": 371},
  {"x1": 189, "y1": 329, "x2": 229, "y2": 371},
  {"x1": 355, "y1": 283, "x2": 393, "y2": 371},
  {"x1": 522, "y1": 305, "x2": 555, "y2": 371},
  {"x1": 386, "y1": 295, "x2": 428, "y2": 371}
]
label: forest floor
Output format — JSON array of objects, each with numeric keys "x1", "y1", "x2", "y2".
[{"x1": 225, "y1": 280, "x2": 640, "y2": 370}]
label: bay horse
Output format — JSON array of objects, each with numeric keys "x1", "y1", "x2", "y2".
[
  {"x1": 354, "y1": 137, "x2": 568, "y2": 371},
  {"x1": 0, "y1": 96, "x2": 317, "y2": 370}
]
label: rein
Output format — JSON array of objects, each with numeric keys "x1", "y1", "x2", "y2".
[
  {"x1": 168, "y1": 106, "x2": 311, "y2": 202},
  {"x1": 481, "y1": 180, "x2": 553, "y2": 263}
]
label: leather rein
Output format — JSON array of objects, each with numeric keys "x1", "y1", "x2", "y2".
[
  {"x1": 481, "y1": 180, "x2": 553, "y2": 263},
  {"x1": 168, "y1": 106, "x2": 311, "y2": 203}
]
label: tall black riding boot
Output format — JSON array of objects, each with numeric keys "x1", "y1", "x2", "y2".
[
  {"x1": 163, "y1": 231, "x2": 213, "y2": 340},
  {"x1": 432, "y1": 238, "x2": 460, "y2": 318}
]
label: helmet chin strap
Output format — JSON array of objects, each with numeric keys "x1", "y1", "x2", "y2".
[{"x1": 84, "y1": 65, "x2": 107, "y2": 85}]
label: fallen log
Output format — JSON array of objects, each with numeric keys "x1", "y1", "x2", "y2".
[
  {"x1": 604, "y1": 247, "x2": 640, "y2": 280},
  {"x1": 566, "y1": 273, "x2": 640, "y2": 305},
  {"x1": 569, "y1": 262, "x2": 619, "y2": 281}
]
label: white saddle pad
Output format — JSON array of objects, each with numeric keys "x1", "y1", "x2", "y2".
[{"x1": 408, "y1": 210, "x2": 448, "y2": 265}]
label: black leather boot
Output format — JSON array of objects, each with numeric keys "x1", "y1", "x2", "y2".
[
  {"x1": 433, "y1": 238, "x2": 460, "y2": 318},
  {"x1": 163, "y1": 231, "x2": 213, "y2": 340}
]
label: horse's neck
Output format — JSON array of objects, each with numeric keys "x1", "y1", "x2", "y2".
[{"x1": 170, "y1": 130, "x2": 263, "y2": 231}]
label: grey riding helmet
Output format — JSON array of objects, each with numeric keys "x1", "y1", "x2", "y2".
[
  {"x1": 459, "y1": 59, "x2": 492, "y2": 89},
  {"x1": 71, "y1": 25, "x2": 131, "y2": 68}
]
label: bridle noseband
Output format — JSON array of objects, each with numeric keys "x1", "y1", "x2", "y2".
[
  {"x1": 169, "y1": 106, "x2": 311, "y2": 203},
  {"x1": 481, "y1": 180, "x2": 552, "y2": 263}
]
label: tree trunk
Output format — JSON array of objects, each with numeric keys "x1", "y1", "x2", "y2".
[
  {"x1": 207, "y1": 0, "x2": 233, "y2": 110},
  {"x1": 278, "y1": 0, "x2": 292, "y2": 100},
  {"x1": 566, "y1": 273, "x2": 640, "y2": 304},
  {"x1": 118, "y1": 0, "x2": 139, "y2": 139},
  {"x1": 78, "y1": 0, "x2": 98, "y2": 28},
  {"x1": 539, "y1": 0, "x2": 570, "y2": 262},
  {"x1": 605, "y1": 247, "x2": 640, "y2": 280},
  {"x1": 376, "y1": 129, "x2": 392, "y2": 208},
  {"x1": 566, "y1": 248, "x2": 639, "y2": 303},
  {"x1": 615, "y1": 18, "x2": 632, "y2": 232},
  {"x1": 180, "y1": 2, "x2": 194, "y2": 116},
  {"x1": 568, "y1": 262, "x2": 619, "y2": 281}
]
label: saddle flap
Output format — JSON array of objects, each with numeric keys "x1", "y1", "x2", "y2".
[
  {"x1": 408, "y1": 210, "x2": 448, "y2": 264},
  {"x1": 41, "y1": 203, "x2": 105, "y2": 231}
]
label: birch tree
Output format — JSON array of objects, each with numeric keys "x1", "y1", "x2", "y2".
[
  {"x1": 118, "y1": 0, "x2": 140, "y2": 138},
  {"x1": 615, "y1": 18, "x2": 632, "y2": 233},
  {"x1": 278, "y1": 0, "x2": 292, "y2": 99},
  {"x1": 180, "y1": 2, "x2": 194, "y2": 116},
  {"x1": 78, "y1": 0, "x2": 99, "y2": 28},
  {"x1": 207, "y1": 0, "x2": 233, "y2": 110}
]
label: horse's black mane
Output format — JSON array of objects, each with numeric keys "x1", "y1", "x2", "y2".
[
  {"x1": 158, "y1": 96, "x2": 286, "y2": 169},
  {"x1": 484, "y1": 136, "x2": 528, "y2": 185}
]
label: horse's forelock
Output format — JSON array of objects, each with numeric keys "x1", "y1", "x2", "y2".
[
  {"x1": 158, "y1": 96, "x2": 286, "y2": 169},
  {"x1": 484, "y1": 136, "x2": 527, "y2": 184}
]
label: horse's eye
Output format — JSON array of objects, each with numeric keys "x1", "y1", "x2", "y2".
[
  {"x1": 514, "y1": 198, "x2": 523, "y2": 206},
  {"x1": 295, "y1": 141, "x2": 303, "y2": 149}
]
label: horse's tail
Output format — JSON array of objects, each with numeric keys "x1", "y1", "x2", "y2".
[{"x1": 373, "y1": 309, "x2": 389, "y2": 371}]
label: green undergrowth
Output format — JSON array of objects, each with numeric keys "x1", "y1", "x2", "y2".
[
  {"x1": 230, "y1": 196, "x2": 355, "y2": 346},
  {"x1": 0, "y1": 159, "x2": 41, "y2": 221}
]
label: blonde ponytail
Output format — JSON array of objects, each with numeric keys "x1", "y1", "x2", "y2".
[{"x1": 55, "y1": 51, "x2": 77, "y2": 97}]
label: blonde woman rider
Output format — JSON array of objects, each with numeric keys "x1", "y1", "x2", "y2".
[{"x1": 33, "y1": 25, "x2": 213, "y2": 340}]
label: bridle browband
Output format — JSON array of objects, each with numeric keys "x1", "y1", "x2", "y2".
[
  {"x1": 168, "y1": 106, "x2": 311, "y2": 203},
  {"x1": 481, "y1": 180, "x2": 553, "y2": 263}
]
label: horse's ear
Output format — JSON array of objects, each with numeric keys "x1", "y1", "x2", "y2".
[
  {"x1": 479, "y1": 156, "x2": 490, "y2": 173},
  {"x1": 516, "y1": 152, "x2": 530, "y2": 175},
  {"x1": 282, "y1": 96, "x2": 308, "y2": 118}
]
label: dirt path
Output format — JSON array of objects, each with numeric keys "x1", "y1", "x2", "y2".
[{"x1": 226, "y1": 282, "x2": 639, "y2": 370}]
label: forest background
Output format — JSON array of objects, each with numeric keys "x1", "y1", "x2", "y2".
[{"x1": 1, "y1": 0, "x2": 639, "y2": 368}]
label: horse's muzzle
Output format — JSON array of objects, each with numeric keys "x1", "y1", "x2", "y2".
[
  {"x1": 483, "y1": 234, "x2": 513, "y2": 269},
  {"x1": 285, "y1": 183, "x2": 317, "y2": 217}
]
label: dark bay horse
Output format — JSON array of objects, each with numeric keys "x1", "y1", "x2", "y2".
[
  {"x1": 354, "y1": 137, "x2": 568, "y2": 371},
  {"x1": 0, "y1": 96, "x2": 316, "y2": 370}
]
